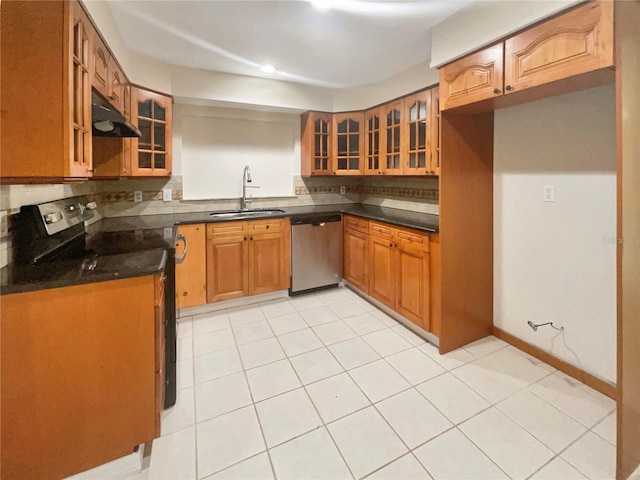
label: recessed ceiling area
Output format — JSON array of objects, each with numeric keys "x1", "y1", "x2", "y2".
[{"x1": 107, "y1": 1, "x2": 470, "y2": 89}]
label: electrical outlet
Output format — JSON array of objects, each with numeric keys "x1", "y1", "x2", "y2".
[
  {"x1": 133, "y1": 191, "x2": 143, "y2": 203},
  {"x1": 543, "y1": 185, "x2": 555, "y2": 202},
  {"x1": 162, "y1": 188, "x2": 172, "y2": 202},
  {"x1": 340, "y1": 186, "x2": 346, "y2": 195}
]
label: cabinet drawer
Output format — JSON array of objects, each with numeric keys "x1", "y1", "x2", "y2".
[
  {"x1": 207, "y1": 221, "x2": 246, "y2": 238},
  {"x1": 396, "y1": 228, "x2": 429, "y2": 252},
  {"x1": 247, "y1": 218, "x2": 288, "y2": 234},
  {"x1": 345, "y1": 215, "x2": 369, "y2": 234},
  {"x1": 369, "y1": 222, "x2": 393, "y2": 239}
]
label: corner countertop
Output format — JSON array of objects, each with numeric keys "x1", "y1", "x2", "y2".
[
  {"x1": 0, "y1": 249, "x2": 167, "y2": 296},
  {"x1": 90, "y1": 203, "x2": 440, "y2": 234}
]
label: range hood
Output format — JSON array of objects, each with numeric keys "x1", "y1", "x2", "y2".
[{"x1": 92, "y1": 93, "x2": 141, "y2": 138}]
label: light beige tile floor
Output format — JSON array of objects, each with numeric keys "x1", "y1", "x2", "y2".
[{"x1": 129, "y1": 287, "x2": 616, "y2": 480}]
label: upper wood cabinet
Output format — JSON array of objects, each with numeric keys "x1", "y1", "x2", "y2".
[
  {"x1": 381, "y1": 99, "x2": 404, "y2": 175},
  {"x1": 301, "y1": 111, "x2": 333, "y2": 176},
  {"x1": 300, "y1": 86, "x2": 439, "y2": 178},
  {"x1": 1, "y1": 0, "x2": 94, "y2": 180},
  {"x1": 504, "y1": 1, "x2": 613, "y2": 93},
  {"x1": 175, "y1": 225, "x2": 207, "y2": 309},
  {"x1": 91, "y1": 31, "x2": 110, "y2": 100},
  {"x1": 440, "y1": 44, "x2": 504, "y2": 111},
  {"x1": 333, "y1": 112, "x2": 364, "y2": 175},
  {"x1": 108, "y1": 58, "x2": 127, "y2": 114},
  {"x1": 440, "y1": 1, "x2": 614, "y2": 111},
  {"x1": 364, "y1": 107, "x2": 383, "y2": 175},
  {"x1": 130, "y1": 87, "x2": 173, "y2": 177},
  {"x1": 403, "y1": 90, "x2": 432, "y2": 175}
]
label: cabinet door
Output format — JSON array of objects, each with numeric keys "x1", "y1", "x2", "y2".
[
  {"x1": 429, "y1": 87, "x2": 441, "y2": 176},
  {"x1": 381, "y1": 100, "x2": 404, "y2": 175},
  {"x1": 403, "y1": 90, "x2": 431, "y2": 175},
  {"x1": 176, "y1": 225, "x2": 207, "y2": 309},
  {"x1": 333, "y1": 112, "x2": 364, "y2": 175},
  {"x1": 130, "y1": 87, "x2": 173, "y2": 177},
  {"x1": 91, "y1": 33, "x2": 110, "y2": 100},
  {"x1": 68, "y1": 0, "x2": 93, "y2": 177},
  {"x1": 344, "y1": 228, "x2": 369, "y2": 293},
  {"x1": 248, "y1": 231, "x2": 288, "y2": 295},
  {"x1": 301, "y1": 112, "x2": 333, "y2": 176},
  {"x1": 439, "y1": 44, "x2": 504, "y2": 110},
  {"x1": 364, "y1": 107, "x2": 383, "y2": 175},
  {"x1": 395, "y1": 243, "x2": 430, "y2": 330},
  {"x1": 504, "y1": 1, "x2": 613, "y2": 94},
  {"x1": 369, "y1": 235, "x2": 395, "y2": 308},
  {"x1": 207, "y1": 233, "x2": 248, "y2": 303},
  {"x1": 109, "y1": 58, "x2": 126, "y2": 113}
]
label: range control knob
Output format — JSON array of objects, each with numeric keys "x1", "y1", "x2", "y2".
[
  {"x1": 86, "y1": 201, "x2": 98, "y2": 210},
  {"x1": 44, "y1": 212, "x2": 63, "y2": 224}
]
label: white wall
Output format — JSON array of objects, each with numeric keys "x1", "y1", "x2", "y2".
[
  {"x1": 430, "y1": 0, "x2": 579, "y2": 67},
  {"x1": 494, "y1": 85, "x2": 617, "y2": 383},
  {"x1": 176, "y1": 104, "x2": 300, "y2": 200}
]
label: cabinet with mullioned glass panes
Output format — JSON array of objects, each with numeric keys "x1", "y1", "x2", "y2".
[
  {"x1": 403, "y1": 90, "x2": 431, "y2": 175},
  {"x1": 300, "y1": 111, "x2": 332, "y2": 176},
  {"x1": 333, "y1": 112, "x2": 364, "y2": 175},
  {"x1": 381, "y1": 99, "x2": 404, "y2": 175},
  {"x1": 364, "y1": 107, "x2": 382, "y2": 175},
  {"x1": 130, "y1": 87, "x2": 173, "y2": 177}
]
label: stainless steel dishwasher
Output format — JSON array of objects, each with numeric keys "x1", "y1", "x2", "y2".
[{"x1": 290, "y1": 214, "x2": 343, "y2": 295}]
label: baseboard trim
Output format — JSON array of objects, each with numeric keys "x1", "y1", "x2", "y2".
[{"x1": 493, "y1": 327, "x2": 618, "y2": 401}]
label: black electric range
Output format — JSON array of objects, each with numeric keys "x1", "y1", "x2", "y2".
[{"x1": 5, "y1": 196, "x2": 178, "y2": 408}]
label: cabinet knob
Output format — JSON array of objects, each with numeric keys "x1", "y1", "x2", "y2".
[
  {"x1": 266, "y1": 225, "x2": 269, "y2": 229},
  {"x1": 250, "y1": 236, "x2": 253, "y2": 240},
  {"x1": 389, "y1": 243, "x2": 393, "y2": 247},
  {"x1": 244, "y1": 237, "x2": 247, "y2": 241},
  {"x1": 505, "y1": 85, "x2": 513, "y2": 91},
  {"x1": 493, "y1": 88, "x2": 501, "y2": 94},
  {"x1": 333, "y1": 172, "x2": 337, "y2": 175}
]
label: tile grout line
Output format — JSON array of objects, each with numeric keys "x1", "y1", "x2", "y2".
[
  {"x1": 177, "y1": 292, "x2": 612, "y2": 480},
  {"x1": 224, "y1": 311, "x2": 279, "y2": 480},
  {"x1": 263, "y1": 311, "x2": 358, "y2": 480}
]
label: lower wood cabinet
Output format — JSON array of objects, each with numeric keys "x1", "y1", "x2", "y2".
[
  {"x1": 0, "y1": 276, "x2": 161, "y2": 480},
  {"x1": 344, "y1": 215, "x2": 434, "y2": 333},
  {"x1": 343, "y1": 216, "x2": 370, "y2": 293},
  {"x1": 206, "y1": 219, "x2": 290, "y2": 303},
  {"x1": 175, "y1": 224, "x2": 207, "y2": 309}
]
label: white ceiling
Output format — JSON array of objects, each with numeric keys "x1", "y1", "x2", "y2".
[{"x1": 107, "y1": 1, "x2": 470, "y2": 89}]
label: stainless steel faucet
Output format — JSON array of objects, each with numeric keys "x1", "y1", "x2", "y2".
[{"x1": 241, "y1": 165, "x2": 259, "y2": 211}]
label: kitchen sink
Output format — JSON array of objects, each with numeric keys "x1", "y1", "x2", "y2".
[{"x1": 209, "y1": 209, "x2": 285, "y2": 218}]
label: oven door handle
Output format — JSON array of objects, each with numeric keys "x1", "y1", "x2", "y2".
[{"x1": 175, "y1": 233, "x2": 188, "y2": 264}]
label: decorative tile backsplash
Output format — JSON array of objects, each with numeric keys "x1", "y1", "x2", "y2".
[{"x1": 0, "y1": 174, "x2": 439, "y2": 268}]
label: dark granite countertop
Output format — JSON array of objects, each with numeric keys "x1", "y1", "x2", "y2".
[
  {"x1": 1, "y1": 203, "x2": 437, "y2": 296},
  {"x1": 1, "y1": 249, "x2": 167, "y2": 295},
  {"x1": 92, "y1": 203, "x2": 439, "y2": 234}
]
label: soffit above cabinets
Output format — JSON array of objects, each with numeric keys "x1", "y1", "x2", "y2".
[{"x1": 106, "y1": 0, "x2": 470, "y2": 89}]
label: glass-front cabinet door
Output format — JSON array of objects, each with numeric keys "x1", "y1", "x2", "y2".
[
  {"x1": 403, "y1": 90, "x2": 431, "y2": 176},
  {"x1": 68, "y1": 0, "x2": 93, "y2": 177},
  {"x1": 333, "y1": 112, "x2": 364, "y2": 176},
  {"x1": 312, "y1": 113, "x2": 332, "y2": 175},
  {"x1": 130, "y1": 87, "x2": 173, "y2": 177},
  {"x1": 364, "y1": 107, "x2": 382, "y2": 175},
  {"x1": 381, "y1": 99, "x2": 404, "y2": 175}
]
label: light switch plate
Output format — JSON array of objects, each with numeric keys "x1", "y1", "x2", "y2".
[
  {"x1": 340, "y1": 186, "x2": 346, "y2": 195},
  {"x1": 543, "y1": 185, "x2": 555, "y2": 202},
  {"x1": 133, "y1": 191, "x2": 143, "y2": 203},
  {"x1": 162, "y1": 188, "x2": 172, "y2": 202}
]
